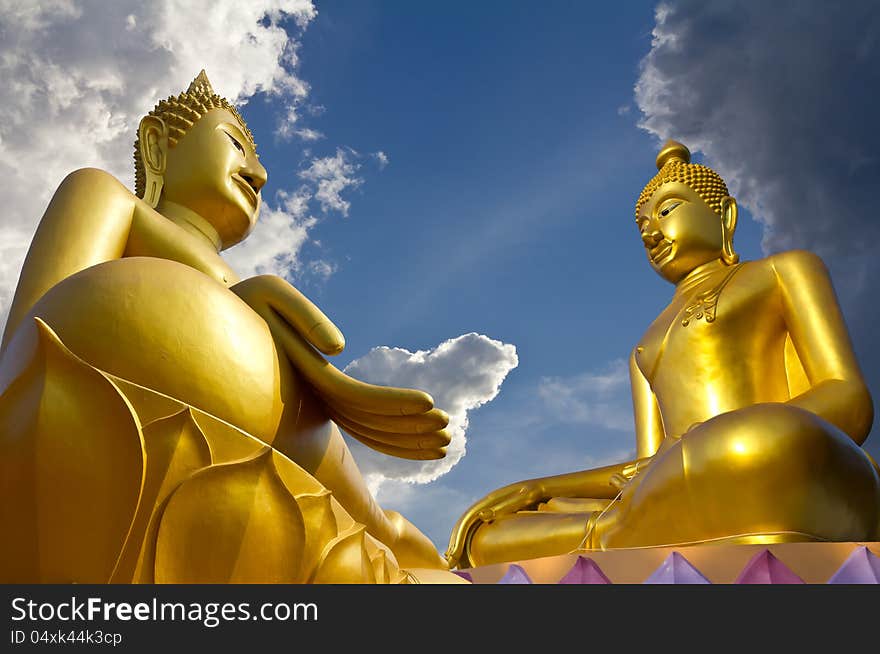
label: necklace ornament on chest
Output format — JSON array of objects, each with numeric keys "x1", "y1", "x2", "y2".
[{"x1": 680, "y1": 263, "x2": 743, "y2": 327}]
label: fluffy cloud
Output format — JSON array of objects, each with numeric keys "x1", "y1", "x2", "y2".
[
  {"x1": 298, "y1": 148, "x2": 363, "y2": 216},
  {"x1": 0, "y1": 0, "x2": 318, "y2": 331},
  {"x1": 293, "y1": 128, "x2": 325, "y2": 142},
  {"x1": 634, "y1": 1, "x2": 880, "y2": 390},
  {"x1": 342, "y1": 333, "x2": 519, "y2": 492},
  {"x1": 222, "y1": 188, "x2": 316, "y2": 278},
  {"x1": 538, "y1": 358, "x2": 634, "y2": 432},
  {"x1": 224, "y1": 148, "x2": 369, "y2": 278},
  {"x1": 274, "y1": 106, "x2": 325, "y2": 142}
]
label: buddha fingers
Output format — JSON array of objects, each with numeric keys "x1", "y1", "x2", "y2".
[
  {"x1": 331, "y1": 411, "x2": 450, "y2": 449},
  {"x1": 324, "y1": 392, "x2": 451, "y2": 460},
  {"x1": 343, "y1": 434, "x2": 446, "y2": 461},
  {"x1": 325, "y1": 400, "x2": 449, "y2": 434}
]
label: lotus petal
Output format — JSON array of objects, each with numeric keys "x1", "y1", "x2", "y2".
[
  {"x1": 295, "y1": 490, "x2": 339, "y2": 580},
  {"x1": 113, "y1": 409, "x2": 212, "y2": 583},
  {"x1": 0, "y1": 319, "x2": 145, "y2": 582},
  {"x1": 559, "y1": 556, "x2": 612, "y2": 584},
  {"x1": 498, "y1": 564, "x2": 533, "y2": 584},
  {"x1": 311, "y1": 525, "x2": 377, "y2": 584},
  {"x1": 107, "y1": 376, "x2": 188, "y2": 428},
  {"x1": 154, "y1": 447, "x2": 307, "y2": 583},
  {"x1": 735, "y1": 550, "x2": 804, "y2": 584},
  {"x1": 644, "y1": 552, "x2": 710, "y2": 584},
  {"x1": 828, "y1": 546, "x2": 880, "y2": 584}
]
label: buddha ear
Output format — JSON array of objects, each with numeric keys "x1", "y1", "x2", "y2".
[
  {"x1": 720, "y1": 196, "x2": 740, "y2": 265},
  {"x1": 138, "y1": 116, "x2": 168, "y2": 208}
]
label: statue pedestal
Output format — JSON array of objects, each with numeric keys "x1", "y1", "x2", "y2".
[{"x1": 458, "y1": 541, "x2": 880, "y2": 584}]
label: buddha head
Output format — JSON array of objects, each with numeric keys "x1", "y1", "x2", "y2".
[
  {"x1": 133, "y1": 70, "x2": 268, "y2": 250},
  {"x1": 635, "y1": 141, "x2": 738, "y2": 284}
]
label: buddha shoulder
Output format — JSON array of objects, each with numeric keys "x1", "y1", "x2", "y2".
[
  {"x1": 42, "y1": 167, "x2": 142, "y2": 227},
  {"x1": 713, "y1": 251, "x2": 830, "y2": 295},
  {"x1": 28, "y1": 166, "x2": 235, "y2": 288},
  {"x1": 765, "y1": 249, "x2": 830, "y2": 279},
  {"x1": 55, "y1": 167, "x2": 136, "y2": 202}
]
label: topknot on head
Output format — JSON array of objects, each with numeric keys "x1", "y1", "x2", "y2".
[
  {"x1": 655, "y1": 140, "x2": 691, "y2": 169},
  {"x1": 635, "y1": 139, "x2": 729, "y2": 219}
]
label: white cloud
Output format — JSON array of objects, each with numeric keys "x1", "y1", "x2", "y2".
[
  {"x1": 0, "y1": 0, "x2": 317, "y2": 336},
  {"x1": 307, "y1": 259, "x2": 337, "y2": 280},
  {"x1": 222, "y1": 187, "x2": 316, "y2": 278},
  {"x1": 298, "y1": 148, "x2": 363, "y2": 216},
  {"x1": 537, "y1": 358, "x2": 634, "y2": 432},
  {"x1": 633, "y1": 0, "x2": 880, "y2": 451},
  {"x1": 223, "y1": 145, "x2": 374, "y2": 279},
  {"x1": 294, "y1": 128, "x2": 324, "y2": 142},
  {"x1": 634, "y1": 1, "x2": 880, "y2": 304},
  {"x1": 372, "y1": 151, "x2": 390, "y2": 169},
  {"x1": 274, "y1": 104, "x2": 305, "y2": 140},
  {"x1": 274, "y1": 103, "x2": 325, "y2": 142},
  {"x1": 342, "y1": 333, "x2": 519, "y2": 491}
]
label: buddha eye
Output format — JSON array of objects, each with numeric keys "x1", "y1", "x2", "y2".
[
  {"x1": 660, "y1": 201, "x2": 682, "y2": 217},
  {"x1": 223, "y1": 130, "x2": 246, "y2": 155}
]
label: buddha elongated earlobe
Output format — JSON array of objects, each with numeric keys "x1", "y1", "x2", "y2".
[
  {"x1": 137, "y1": 116, "x2": 168, "y2": 209},
  {"x1": 720, "y1": 196, "x2": 740, "y2": 265}
]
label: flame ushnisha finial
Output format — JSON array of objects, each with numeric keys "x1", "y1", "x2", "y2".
[{"x1": 187, "y1": 69, "x2": 214, "y2": 95}]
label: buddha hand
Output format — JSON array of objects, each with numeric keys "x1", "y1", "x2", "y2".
[
  {"x1": 445, "y1": 479, "x2": 546, "y2": 569},
  {"x1": 232, "y1": 274, "x2": 452, "y2": 460},
  {"x1": 609, "y1": 456, "x2": 654, "y2": 490}
]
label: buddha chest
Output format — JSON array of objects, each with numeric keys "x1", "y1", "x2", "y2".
[{"x1": 635, "y1": 260, "x2": 791, "y2": 432}]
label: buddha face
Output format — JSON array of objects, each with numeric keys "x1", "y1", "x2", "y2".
[
  {"x1": 161, "y1": 107, "x2": 268, "y2": 249},
  {"x1": 636, "y1": 181, "x2": 727, "y2": 284}
]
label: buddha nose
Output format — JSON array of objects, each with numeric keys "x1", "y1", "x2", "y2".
[
  {"x1": 642, "y1": 229, "x2": 663, "y2": 249},
  {"x1": 240, "y1": 160, "x2": 268, "y2": 195}
]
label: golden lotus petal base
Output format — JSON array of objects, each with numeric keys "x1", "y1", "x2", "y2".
[{"x1": 0, "y1": 320, "x2": 457, "y2": 584}]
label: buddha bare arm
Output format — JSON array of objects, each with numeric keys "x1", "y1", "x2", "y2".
[
  {"x1": 2, "y1": 169, "x2": 135, "y2": 351},
  {"x1": 772, "y1": 249, "x2": 874, "y2": 444},
  {"x1": 1, "y1": 168, "x2": 251, "y2": 352},
  {"x1": 630, "y1": 347, "x2": 665, "y2": 457},
  {"x1": 231, "y1": 276, "x2": 451, "y2": 458},
  {"x1": 6, "y1": 169, "x2": 446, "y2": 455}
]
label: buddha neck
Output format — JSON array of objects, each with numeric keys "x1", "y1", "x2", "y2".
[
  {"x1": 156, "y1": 199, "x2": 222, "y2": 252},
  {"x1": 674, "y1": 258, "x2": 729, "y2": 296}
]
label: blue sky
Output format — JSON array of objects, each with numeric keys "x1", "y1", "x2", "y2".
[
  {"x1": 235, "y1": 1, "x2": 770, "y2": 547},
  {"x1": 1, "y1": 0, "x2": 877, "y2": 553}
]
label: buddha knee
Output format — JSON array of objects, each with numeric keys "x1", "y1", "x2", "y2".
[
  {"x1": 4, "y1": 258, "x2": 284, "y2": 440},
  {"x1": 683, "y1": 403, "x2": 866, "y2": 480}
]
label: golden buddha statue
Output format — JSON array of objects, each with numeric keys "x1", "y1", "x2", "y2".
[
  {"x1": 0, "y1": 71, "x2": 461, "y2": 584},
  {"x1": 446, "y1": 140, "x2": 880, "y2": 569}
]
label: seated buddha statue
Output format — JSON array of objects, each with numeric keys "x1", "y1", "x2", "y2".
[
  {"x1": 446, "y1": 140, "x2": 880, "y2": 569},
  {"x1": 0, "y1": 71, "x2": 460, "y2": 584}
]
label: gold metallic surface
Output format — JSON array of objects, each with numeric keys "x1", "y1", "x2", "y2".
[
  {"x1": 0, "y1": 71, "x2": 458, "y2": 583},
  {"x1": 446, "y1": 140, "x2": 880, "y2": 569}
]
